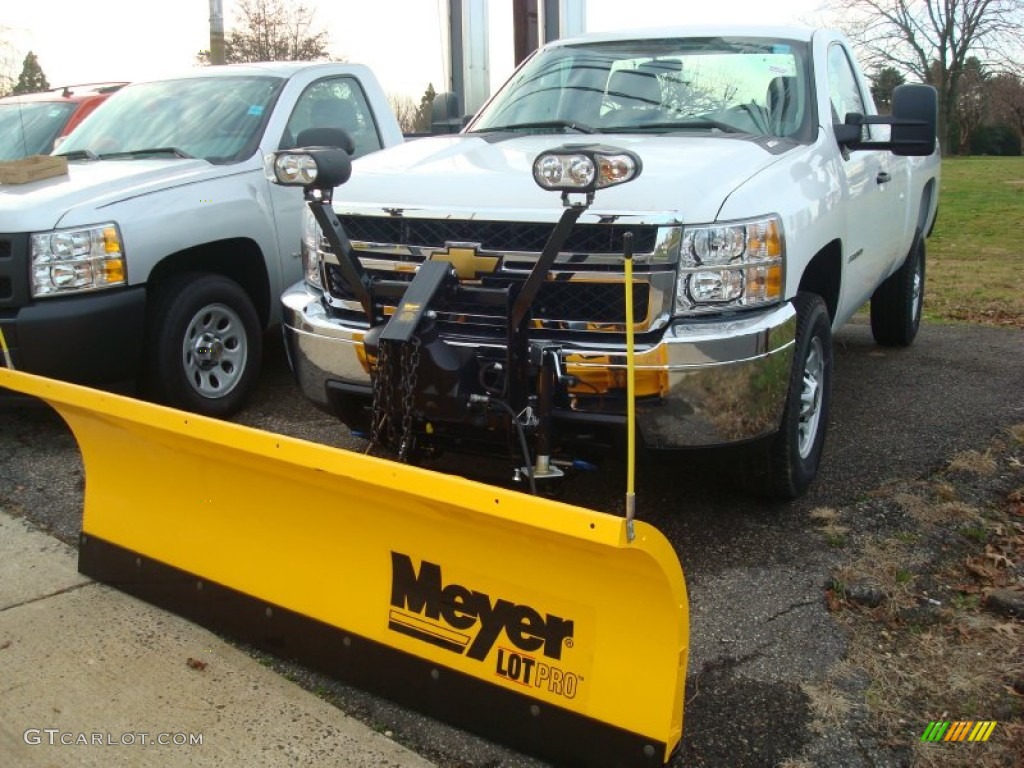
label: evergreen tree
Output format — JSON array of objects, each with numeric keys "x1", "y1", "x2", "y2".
[
  {"x1": 13, "y1": 51, "x2": 49, "y2": 94},
  {"x1": 414, "y1": 83, "x2": 437, "y2": 133},
  {"x1": 869, "y1": 67, "x2": 906, "y2": 114}
]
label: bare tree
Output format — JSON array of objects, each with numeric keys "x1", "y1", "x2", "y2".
[
  {"x1": 0, "y1": 28, "x2": 19, "y2": 96},
  {"x1": 827, "y1": 0, "x2": 1024, "y2": 153},
  {"x1": 197, "y1": 0, "x2": 330, "y2": 64},
  {"x1": 388, "y1": 93, "x2": 419, "y2": 133},
  {"x1": 987, "y1": 72, "x2": 1024, "y2": 137},
  {"x1": 955, "y1": 57, "x2": 989, "y2": 154},
  {"x1": 661, "y1": 70, "x2": 739, "y2": 116}
]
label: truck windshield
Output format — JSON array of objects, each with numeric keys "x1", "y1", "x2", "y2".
[
  {"x1": 470, "y1": 37, "x2": 811, "y2": 140},
  {"x1": 58, "y1": 75, "x2": 284, "y2": 164},
  {"x1": 0, "y1": 101, "x2": 77, "y2": 160}
]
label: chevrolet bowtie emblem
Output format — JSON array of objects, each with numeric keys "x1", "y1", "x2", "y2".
[{"x1": 429, "y1": 245, "x2": 499, "y2": 279}]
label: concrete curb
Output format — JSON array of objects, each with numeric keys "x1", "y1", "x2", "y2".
[{"x1": 0, "y1": 511, "x2": 437, "y2": 768}]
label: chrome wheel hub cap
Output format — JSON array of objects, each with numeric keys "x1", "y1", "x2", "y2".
[
  {"x1": 797, "y1": 337, "x2": 824, "y2": 459},
  {"x1": 182, "y1": 303, "x2": 247, "y2": 398}
]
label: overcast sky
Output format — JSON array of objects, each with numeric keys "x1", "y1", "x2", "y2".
[{"x1": 3, "y1": 1, "x2": 827, "y2": 100}]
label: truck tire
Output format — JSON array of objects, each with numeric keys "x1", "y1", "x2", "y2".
[
  {"x1": 870, "y1": 238, "x2": 925, "y2": 347},
  {"x1": 144, "y1": 273, "x2": 262, "y2": 418},
  {"x1": 763, "y1": 292, "x2": 833, "y2": 499}
]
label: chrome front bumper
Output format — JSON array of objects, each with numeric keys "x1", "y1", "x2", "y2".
[{"x1": 282, "y1": 282, "x2": 797, "y2": 448}]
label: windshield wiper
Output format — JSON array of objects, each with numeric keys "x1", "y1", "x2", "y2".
[
  {"x1": 59, "y1": 149, "x2": 99, "y2": 160},
  {"x1": 602, "y1": 120, "x2": 749, "y2": 135},
  {"x1": 97, "y1": 147, "x2": 195, "y2": 159},
  {"x1": 470, "y1": 119, "x2": 595, "y2": 134}
]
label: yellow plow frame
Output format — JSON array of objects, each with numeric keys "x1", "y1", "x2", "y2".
[{"x1": 0, "y1": 366, "x2": 688, "y2": 766}]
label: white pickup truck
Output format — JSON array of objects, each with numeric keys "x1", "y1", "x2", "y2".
[
  {"x1": 277, "y1": 25, "x2": 940, "y2": 497},
  {"x1": 0, "y1": 61, "x2": 403, "y2": 416}
]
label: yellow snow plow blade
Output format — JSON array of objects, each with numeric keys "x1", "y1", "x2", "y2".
[{"x1": 0, "y1": 367, "x2": 688, "y2": 767}]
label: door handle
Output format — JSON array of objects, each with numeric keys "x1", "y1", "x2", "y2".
[{"x1": 876, "y1": 171, "x2": 891, "y2": 185}]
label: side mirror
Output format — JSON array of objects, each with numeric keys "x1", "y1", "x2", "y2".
[
  {"x1": 835, "y1": 84, "x2": 937, "y2": 157},
  {"x1": 431, "y1": 92, "x2": 463, "y2": 135},
  {"x1": 889, "y1": 84, "x2": 938, "y2": 156},
  {"x1": 294, "y1": 127, "x2": 355, "y2": 156}
]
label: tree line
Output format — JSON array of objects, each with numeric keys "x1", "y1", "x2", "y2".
[
  {"x1": 832, "y1": 0, "x2": 1023, "y2": 155},
  {"x1": 870, "y1": 61, "x2": 1023, "y2": 156}
]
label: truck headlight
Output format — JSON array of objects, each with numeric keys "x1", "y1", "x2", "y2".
[
  {"x1": 675, "y1": 216, "x2": 784, "y2": 313},
  {"x1": 30, "y1": 223, "x2": 126, "y2": 298},
  {"x1": 301, "y1": 206, "x2": 323, "y2": 290}
]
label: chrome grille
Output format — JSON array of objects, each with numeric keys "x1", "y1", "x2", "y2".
[
  {"x1": 323, "y1": 215, "x2": 677, "y2": 334},
  {"x1": 326, "y1": 265, "x2": 651, "y2": 331},
  {"x1": 338, "y1": 216, "x2": 659, "y2": 255}
]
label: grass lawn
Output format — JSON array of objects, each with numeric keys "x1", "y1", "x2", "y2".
[{"x1": 926, "y1": 156, "x2": 1024, "y2": 328}]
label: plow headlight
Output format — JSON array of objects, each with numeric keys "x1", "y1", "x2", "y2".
[
  {"x1": 268, "y1": 152, "x2": 319, "y2": 185},
  {"x1": 264, "y1": 147, "x2": 352, "y2": 190},
  {"x1": 533, "y1": 146, "x2": 641, "y2": 193}
]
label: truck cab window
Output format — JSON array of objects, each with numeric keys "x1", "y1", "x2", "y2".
[
  {"x1": 283, "y1": 77, "x2": 382, "y2": 158},
  {"x1": 827, "y1": 44, "x2": 872, "y2": 140}
]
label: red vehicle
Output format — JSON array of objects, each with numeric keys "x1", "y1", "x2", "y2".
[{"x1": 0, "y1": 82, "x2": 127, "y2": 160}]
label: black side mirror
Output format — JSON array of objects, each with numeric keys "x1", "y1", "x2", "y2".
[
  {"x1": 889, "y1": 84, "x2": 938, "y2": 156},
  {"x1": 834, "y1": 84, "x2": 937, "y2": 157},
  {"x1": 431, "y1": 92, "x2": 463, "y2": 135},
  {"x1": 294, "y1": 127, "x2": 355, "y2": 156}
]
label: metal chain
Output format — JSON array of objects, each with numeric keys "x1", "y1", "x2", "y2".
[
  {"x1": 397, "y1": 337, "x2": 420, "y2": 462},
  {"x1": 369, "y1": 340, "x2": 394, "y2": 455},
  {"x1": 369, "y1": 337, "x2": 420, "y2": 463}
]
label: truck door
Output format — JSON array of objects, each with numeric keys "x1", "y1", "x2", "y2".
[{"x1": 827, "y1": 44, "x2": 905, "y2": 314}]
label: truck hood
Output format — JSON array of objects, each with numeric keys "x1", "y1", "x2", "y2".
[
  {"x1": 0, "y1": 157, "x2": 252, "y2": 231},
  {"x1": 338, "y1": 134, "x2": 793, "y2": 223}
]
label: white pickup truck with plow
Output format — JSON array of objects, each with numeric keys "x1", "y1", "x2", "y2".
[
  {"x1": 281, "y1": 26, "x2": 940, "y2": 502},
  {"x1": 0, "y1": 24, "x2": 939, "y2": 768}
]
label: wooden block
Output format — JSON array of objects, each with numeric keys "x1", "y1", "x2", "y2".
[{"x1": 0, "y1": 154, "x2": 69, "y2": 184}]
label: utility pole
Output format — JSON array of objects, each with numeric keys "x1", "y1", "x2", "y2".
[
  {"x1": 209, "y1": 0, "x2": 226, "y2": 65},
  {"x1": 445, "y1": 0, "x2": 586, "y2": 120},
  {"x1": 514, "y1": 0, "x2": 585, "y2": 65},
  {"x1": 446, "y1": 0, "x2": 490, "y2": 116}
]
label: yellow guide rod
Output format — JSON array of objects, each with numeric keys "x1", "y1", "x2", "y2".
[
  {"x1": 0, "y1": 326, "x2": 13, "y2": 369},
  {"x1": 624, "y1": 233, "x2": 637, "y2": 542}
]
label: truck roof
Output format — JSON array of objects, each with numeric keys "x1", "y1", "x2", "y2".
[
  {"x1": 553, "y1": 24, "x2": 818, "y2": 46},
  {"x1": 128, "y1": 61, "x2": 378, "y2": 84},
  {"x1": 0, "y1": 82, "x2": 128, "y2": 105}
]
